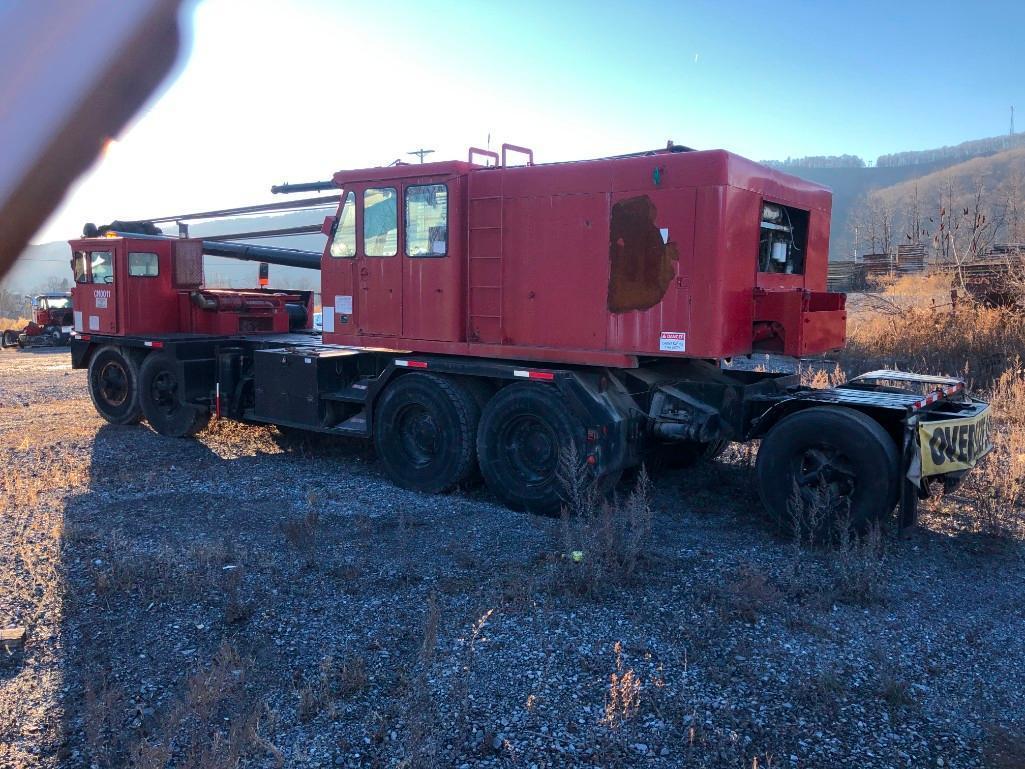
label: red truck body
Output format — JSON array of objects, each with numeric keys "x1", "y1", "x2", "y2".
[
  {"x1": 322, "y1": 148, "x2": 844, "y2": 365},
  {"x1": 62, "y1": 144, "x2": 992, "y2": 529}
]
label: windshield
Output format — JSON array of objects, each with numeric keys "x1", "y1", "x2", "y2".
[{"x1": 41, "y1": 297, "x2": 71, "y2": 309}]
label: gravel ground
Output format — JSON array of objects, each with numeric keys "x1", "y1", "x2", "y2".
[{"x1": 1, "y1": 347, "x2": 1023, "y2": 768}]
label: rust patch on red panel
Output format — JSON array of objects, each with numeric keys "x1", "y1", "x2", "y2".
[{"x1": 607, "y1": 195, "x2": 678, "y2": 312}]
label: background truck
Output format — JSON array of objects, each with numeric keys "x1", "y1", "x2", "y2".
[
  {"x1": 1, "y1": 292, "x2": 74, "y2": 348},
  {"x1": 67, "y1": 143, "x2": 991, "y2": 531}
]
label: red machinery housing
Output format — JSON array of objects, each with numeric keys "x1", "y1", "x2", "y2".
[
  {"x1": 321, "y1": 147, "x2": 845, "y2": 364},
  {"x1": 68, "y1": 237, "x2": 313, "y2": 338}
]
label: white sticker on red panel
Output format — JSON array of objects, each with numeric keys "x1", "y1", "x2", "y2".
[
  {"x1": 322, "y1": 307, "x2": 335, "y2": 333},
  {"x1": 335, "y1": 295, "x2": 352, "y2": 315},
  {"x1": 659, "y1": 331, "x2": 686, "y2": 352},
  {"x1": 73, "y1": 311, "x2": 83, "y2": 331}
]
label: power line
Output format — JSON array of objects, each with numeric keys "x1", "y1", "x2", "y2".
[{"x1": 406, "y1": 148, "x2": 435, "y2": 164}]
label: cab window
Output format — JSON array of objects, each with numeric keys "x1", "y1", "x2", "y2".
[
  {"x1": 72, "y1": 251, "x2": 89, "y2": 283},
  {"x1": 405, "y1": 184, "x2": 448, "y2": 257},
  {"x1": 89, "y1": 251, "x2": 114, "y2": 283},
  {"x1": 364, "y1": 187, "x2": 397, "y2": 256},
  {"x1": 128, "y1": 252, "x2": 159, "y2": 277},
  {"x1": 329, "y1": 191, "x2": 356, "y2": 257}
]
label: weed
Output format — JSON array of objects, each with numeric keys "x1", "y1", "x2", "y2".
[
  {"x1": 878, "y1": 675, "x2": 915, "y2": 710},
  {"x1": 554, "y1": 452, "x2": 654, "y2": 596},
  {"x1": 281, "y1": 509, "x2": 320, "y2": 553},
  {"x1": 725, "y1": 562, "x2": 782, "y2": 622},
  {"x1": 832, "y1": 519, "x2": 887, "y2": 605},
  {"x1": 602, "y1": 641, "x2": 641, "y2": 729}
]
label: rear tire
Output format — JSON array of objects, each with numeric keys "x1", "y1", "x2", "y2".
[
  {"x1": 756, "y1": 406, "x2": 899, "y2": 536},
  {"x1": 87, "y1": 346, "x2": 143, "y2": 424},
  {"x1": 373, "y1": 372, "x2": 481, "y2": 493},
  {"x1": 476, "y1": 383, "x2": 588, "y2": 514},
  {"x1": 139, "y1": 353, "x2": 209, "y2": 437}
]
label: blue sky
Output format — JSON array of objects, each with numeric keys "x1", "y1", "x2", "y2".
[{"x1": 35, "y1": 0, "x2": 1025, "y2": 242}]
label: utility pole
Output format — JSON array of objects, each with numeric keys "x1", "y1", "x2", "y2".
[
  {"x1": 1012, "y1": 105, "x2": 1016, "y2": 136},
  {"x1": 407, "y1": 148, "x2": 435, "y2": 164}
]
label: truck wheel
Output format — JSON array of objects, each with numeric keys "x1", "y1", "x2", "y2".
[
  {"x1": 373, "y1": 372, "x2": 480, "y2": 493},
  {"x1": 756, "y1": 406, "x2": 899, "y2": 536},
  {"x1": 87, "y1": 346, "x2": 143, "y2": 424},
  {"x1": 477, "y1": 383, "x2": 588, "y2": 514},
  {"x1": 1, "y1": 330, "x2": 17, "y2": 348},
  {"x1": 139, "y1": 353, "x2": 210, "y2": 437}
]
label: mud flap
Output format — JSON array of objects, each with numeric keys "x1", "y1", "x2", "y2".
[{"x1": 899, "y1": 415, "x2": 921, "y2": 530}]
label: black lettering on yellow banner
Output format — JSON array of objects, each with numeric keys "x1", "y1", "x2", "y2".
[{"x1": 920, "y1": 411, "x2": 992, "y2": 477}]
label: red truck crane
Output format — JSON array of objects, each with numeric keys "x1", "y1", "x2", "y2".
[{"x1": 67, "y1": 144, "x2": 992, "y2": 530}]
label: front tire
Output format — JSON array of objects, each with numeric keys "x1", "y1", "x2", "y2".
[
  {"x1": 1, "y1": 329, "x2": 18, "y2": 348},
  {"x1": 139, "y1": 353, "x2": 209, "y2": 437},
  {"x1": 87, "y1": 346, "x2": 143, "y2": 424},
  {"x1": 373, "y1": 372, "x2": 481, "y2": 493},
  {"x1": 476, "y1": 383, "x2": 589, "y2": 514},
  {"x1": 756, "y1": 406, "x2": 899, "y2": 535}
]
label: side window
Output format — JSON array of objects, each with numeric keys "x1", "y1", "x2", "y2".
[
  {"x1": 329, "y1": 191, "x2": 356, "y2": 257},
  {"x1": 72, "y1": 251, "x2": 89, "y2": 283},
  {"x1": 90, "y1": 251, "x2": 114, "y2": 283},
  {"x1": 128, "y1": 252, "x2": 159, "y2": 277},
  {"x1": 364, "y1": 187, "x2": 397, "y2": 257},
  {"x1": 405, "y1": 184, "x2": 448, "y2": 257}
]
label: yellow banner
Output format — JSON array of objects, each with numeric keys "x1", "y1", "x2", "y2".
[{"x1": 919, "y1": 410, "x2": 993, "y2": 477}]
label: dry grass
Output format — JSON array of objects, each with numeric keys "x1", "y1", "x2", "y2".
[
  {"x1": 840, "y1": 274, "x2": 1025, "y2": 389},
  {"x1": 83, "y1": 641, "x2": 277, "y2": 769},
  {"x1": 602, "y1": 641, "x2": 641, "y2": 729},
  {"x1": 0, "y1": 314, "x2": 29, "y2": 331},
  {"x1": 554, "y1": 454, "x2": 654, "y2": 596}
]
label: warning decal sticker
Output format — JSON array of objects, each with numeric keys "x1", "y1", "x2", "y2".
[{"x1": 659, "y1": 331, "x2": 686, "y2": 352}]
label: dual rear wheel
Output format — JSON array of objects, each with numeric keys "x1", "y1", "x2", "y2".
[
  {"x1": 88, "y1": 347, "x2": 208, "y2": 436},
  {"x1": 374, "y1": 374, "x2": 593, "y2": 513}
]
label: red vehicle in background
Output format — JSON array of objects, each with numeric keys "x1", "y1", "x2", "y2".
[{"x1": 1, "y1": 292, "x2": 74, "y2": 348}]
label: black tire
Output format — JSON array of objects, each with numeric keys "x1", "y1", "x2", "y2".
[
  {"x1": 87, "y1": 346, "x2": 143, "y2": 424},
  {"x1": 1, "y1": 330, "x2": 17, "y2": 348},
  {"x1": 476, "y1": 383, "x2": 589, "y2": 514},
  {"x1": 373, "y1": 372, "x2": 481, "y2": 493},
  {"x1": 756, "y1": 406, "x2": 899, "y2": 535},
  {"x1": 139, "y1": 352, "x2": 210, "y2": 437}
]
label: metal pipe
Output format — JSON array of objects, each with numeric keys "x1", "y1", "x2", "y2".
[
  {"x1": 141, "y1": 194, "x2": 340, "y2": 223},
  {"x1": 203, "y1": 224, "x2": 324, "y2": 241},
  {"x1": 111, "y1": 232, "x2": 322, "y2": 270},
  {"x1": 271, "y1": 180, "x2": 336, "y2": 195}
]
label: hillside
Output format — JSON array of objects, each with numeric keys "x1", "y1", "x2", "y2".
[{"x1": 868, "y1": 146, "x2": 1025, "y2": 244}]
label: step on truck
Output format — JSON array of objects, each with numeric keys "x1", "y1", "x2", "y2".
[{"x1": 68, "y1": 143, "x2": 992, "y2": 531}]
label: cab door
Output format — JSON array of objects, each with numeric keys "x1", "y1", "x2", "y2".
[
  {"x1": 356, "y1": 185, "x2": 402, "y2": 338},
  {"x1": 71, "y1": 244, "x2": 118, "y2": 334}
]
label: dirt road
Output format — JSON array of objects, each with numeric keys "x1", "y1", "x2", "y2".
[{"x1": 1, "y1": 348, "x2": 1023, "y2": 768}]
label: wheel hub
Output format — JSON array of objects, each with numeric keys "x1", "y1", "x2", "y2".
[
  {"x1": 397, "y1": 405, "x2": 439, "y2": 467},
  {"x1": 98, "y1": 361, "x2": 129, "y2": 406},
  {"x1": 793, "y1": 445, "x2": 856, "y2": 504},
  {"x1": 502, "y1": 415, "x2": 558, "y2": 483},
  {"x1": 150, "y1": 371, "x2": 179, "y2": 414}
]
